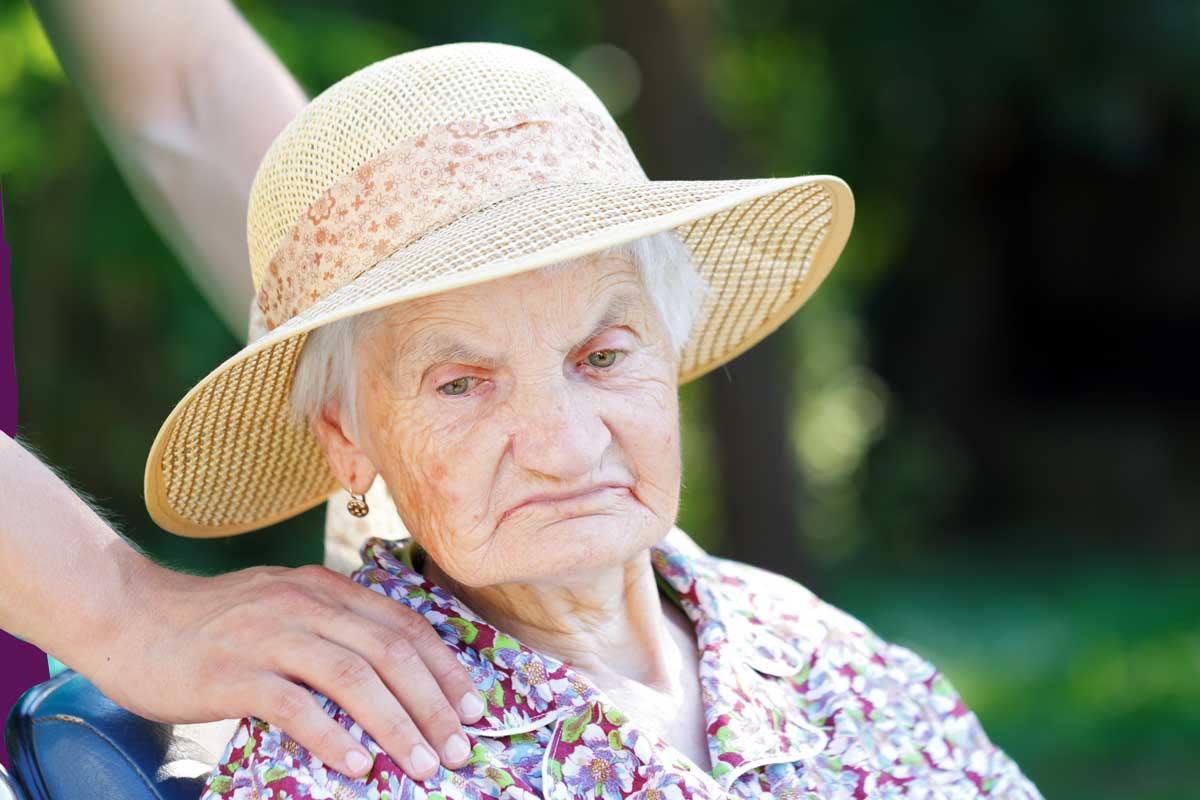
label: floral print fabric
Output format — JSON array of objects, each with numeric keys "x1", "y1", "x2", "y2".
[{"x1": 201, "y1": 532, "x2": 1043, "y2": 799}]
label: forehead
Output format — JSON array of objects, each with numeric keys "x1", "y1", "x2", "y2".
[{"x1": 371, "y1": 252, "x2": 650, "y2": 363}]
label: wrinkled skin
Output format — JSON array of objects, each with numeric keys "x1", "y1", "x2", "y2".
[
  {"x1": 310, "y1": 251, "x2": 714, "y2": 769},
  {"x1": 315, "y1": 252, "x2": 682, "y2": 592}
]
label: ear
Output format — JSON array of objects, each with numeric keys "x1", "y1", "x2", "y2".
[{"x1": 309, "y1": 399, "x2": 379, "y2": 495}]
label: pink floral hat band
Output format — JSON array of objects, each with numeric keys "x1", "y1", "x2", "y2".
[{"x1": 257, "y1": 100, "x2": 646, "y2": 331}]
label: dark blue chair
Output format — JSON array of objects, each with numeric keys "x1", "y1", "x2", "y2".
[{"x1": 4, "y1": 669, "x2": 237, "y2": 800}]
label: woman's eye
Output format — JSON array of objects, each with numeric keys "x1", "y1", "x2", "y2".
[
  {"x1": 437, "y1": 376, "x2": 479, "y2": 396},
  {"x1": 585, "y1": 349, "x2": 624, "y2": 369}
]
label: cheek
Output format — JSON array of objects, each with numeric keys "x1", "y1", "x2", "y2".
[
  {"x1": 376, "y1": 410, "x2": 498, "y2": 543},
  {"x1": 612, "y1": 378, "x2": 682, "y2": 486},
  {"x1": 650, "y1": 416, "x2": 683, "y2": 483},
  {"x1": 394, "y1": 434, "x2": 460, "y2": 517}
]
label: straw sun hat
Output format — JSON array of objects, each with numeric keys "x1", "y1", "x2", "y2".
[{"x1": 143, "y1": 41, "x2": 855, "y2": 538}]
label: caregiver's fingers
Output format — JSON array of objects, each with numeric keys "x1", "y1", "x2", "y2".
[
  {"x1": 267, "y1": 635, "x2": 444, "y2": 782},
  {"x1": 295, "y1": 564, "x2": 485, "y2": 728},
  {"x1": 333, "y1": 574, "x2": 486, "y2": 725},
  {"x1": 313, "y1": 606, "x2": 478, "y2": 771},
  {"x1": 251, "y1": 673, "x2": 380, "y2": 781}
]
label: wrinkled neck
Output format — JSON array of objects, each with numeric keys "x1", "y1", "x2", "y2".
[{"x1": 411, "y1": 538, "x2": 691, "y2": 692}]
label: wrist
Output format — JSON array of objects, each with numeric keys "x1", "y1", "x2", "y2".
[{"x1": 69, "y1": 546, "x2": 177, "y2": 689}]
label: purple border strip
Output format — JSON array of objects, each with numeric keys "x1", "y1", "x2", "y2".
[
  {"x1": 0, "y1": 188, "x2": 13, "y2": 432},
  {"x1": 1, "y1": 184, "x2": 50, "y2": 772}
]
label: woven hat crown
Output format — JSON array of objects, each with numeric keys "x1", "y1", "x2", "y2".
[{"x1": 247, "y1": 42, "x2": 632, "y2": 298}]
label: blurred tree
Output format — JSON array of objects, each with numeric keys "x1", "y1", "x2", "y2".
[{"x1": 603, "y1": 0, "x2": 814, "y2": 586}]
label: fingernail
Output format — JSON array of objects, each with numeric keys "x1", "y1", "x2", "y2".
[
  {"x1": 411, "y1": 742, "x2": 439, "y2": 773},
  {"x1": 444, "y1": 732, "x2": 471, "y2": 763},
  {"x1": 345, "y1": 748, "x2": 372, "y2": 775},
  {"x1": 459, "y1": 692, "x2": 486, "y2": 718}
]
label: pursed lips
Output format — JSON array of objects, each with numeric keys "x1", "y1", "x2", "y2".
[{"x1": 498, "y1": 483, "x2": 633, "y2": 524}]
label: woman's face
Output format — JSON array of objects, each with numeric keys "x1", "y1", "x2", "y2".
[{"x1": 334, "y1": 252, "x2": 682, "y2": 589}]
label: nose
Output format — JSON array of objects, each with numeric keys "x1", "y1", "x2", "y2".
[{"x1": 508, "y1": 378, "x2": 612, "y2": 480}]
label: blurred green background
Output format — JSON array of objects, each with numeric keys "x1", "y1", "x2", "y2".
[{"x1": 3, "y1": 0, "x2": 1198, "y2": 797}]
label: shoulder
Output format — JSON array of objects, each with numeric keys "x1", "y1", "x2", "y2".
[
  {"x1": 698, "y1": 553, "x2": 1045, "y2": 798},
  {"x1": 701, "y1": 549, "x2": 952, "y2": 690},
  {"x1": 697, "y1": 551, "x2": 874, "y2": 653}
]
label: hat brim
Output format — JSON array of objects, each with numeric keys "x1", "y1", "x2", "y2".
[{"x1": 145, "y1": 175, "x2": 854, "y2": 537}]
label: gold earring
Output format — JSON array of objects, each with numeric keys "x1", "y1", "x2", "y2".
[{"x1": 346, "y1": 492, "x2": 370, "y2": 517}]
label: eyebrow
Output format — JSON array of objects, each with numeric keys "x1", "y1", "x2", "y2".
[{"x1": 405, "y1": 289, "x2": 643, "y2": 372}]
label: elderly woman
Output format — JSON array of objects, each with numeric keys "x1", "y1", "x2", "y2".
[{"x1": 144, "y1": 42, "x2": 1043, "y2": 799}]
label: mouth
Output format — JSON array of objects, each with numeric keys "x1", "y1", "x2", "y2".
[{"x1": 499, "y1": 484, "x2": 633, "y2": 524}]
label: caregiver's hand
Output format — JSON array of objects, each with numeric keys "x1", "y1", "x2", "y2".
[
  {"x1": 98, "y1": 559, "x2": 486, "y2": 781},
  {"x1": 0, "y1": 432, "x2": 482, "y2": 783}
]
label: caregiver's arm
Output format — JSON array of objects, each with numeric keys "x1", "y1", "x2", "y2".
[
  {"x1": 26, "y1": 0, "x2": 484, "y2": 779},
  {"x1": 0, "y1": 433, "x2": 483, "y2": 779},
  {"x1": 27, "y1": 0, "x2": 298, "y2": 336}
]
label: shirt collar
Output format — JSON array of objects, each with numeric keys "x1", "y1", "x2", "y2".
[
  {"x1": 352, "y1": 530, "x2": 828, "y2": 791},
  {"x1": 648, "y1": 537, "x2": 829, "y2": 788}
]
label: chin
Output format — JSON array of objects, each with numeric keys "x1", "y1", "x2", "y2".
[{"x1": 501, "y1": 510, "x2": 665, "y2": 582}]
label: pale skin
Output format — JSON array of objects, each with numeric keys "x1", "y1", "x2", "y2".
[{"x1": 311, "y1": 253, "x2": 714, "y2": 772}]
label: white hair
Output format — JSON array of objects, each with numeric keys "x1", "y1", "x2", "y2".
[{"x1": 290, "y1": 229, "x2": 708, "y2": 439}]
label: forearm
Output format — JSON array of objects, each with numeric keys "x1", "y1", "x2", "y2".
[
  {"x1": 0, "y1": 431, "x2": 165, "y2": 680},
  {"x1": 30, "y1": 0, "x2": 308, "y2": 336}
]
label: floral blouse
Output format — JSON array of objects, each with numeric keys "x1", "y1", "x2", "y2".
[{"x1": 201, "y1": 531, "x2": 1043, "y2": 799}]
